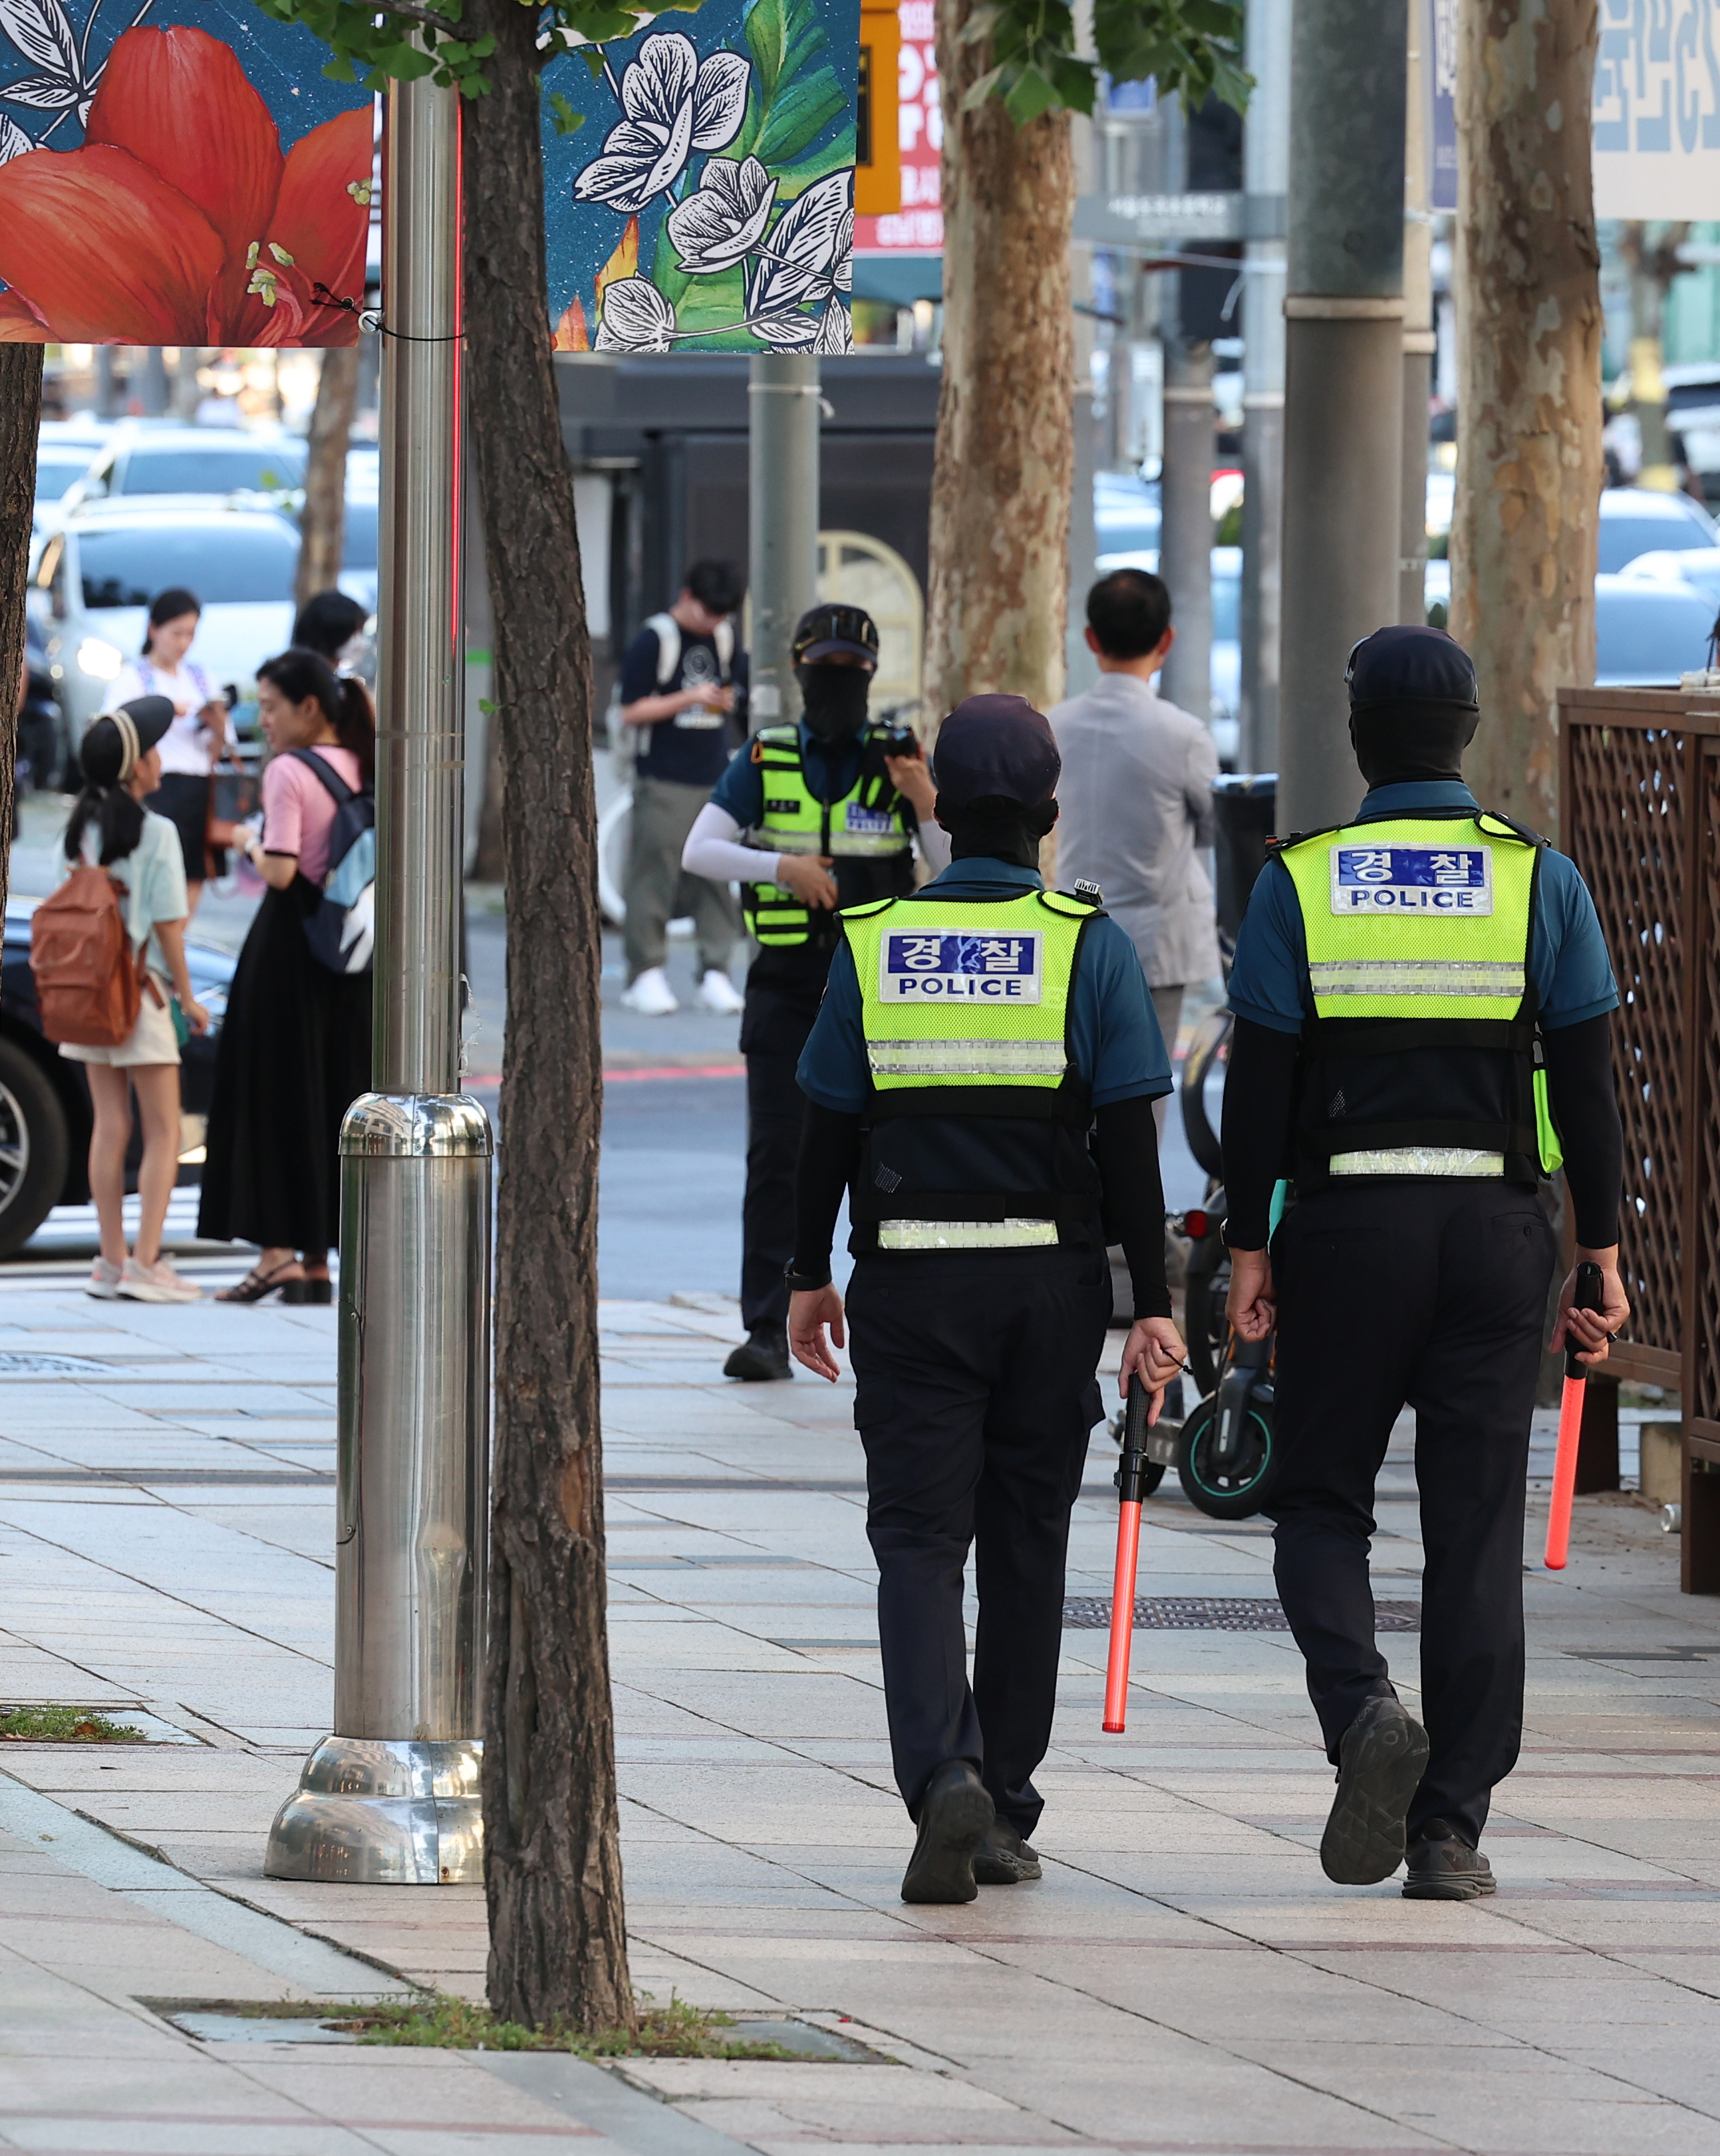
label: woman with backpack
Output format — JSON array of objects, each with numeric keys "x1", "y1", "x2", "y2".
[
  {"x1": 197, "y1": 650, "x2": 374, "y2": 1303},
  {"x1": 51, "y1": 698, "x2": 210, "y2": 1303}
]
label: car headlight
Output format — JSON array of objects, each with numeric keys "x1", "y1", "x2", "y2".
[{"x1": 76, "y1": 636, "x2": 124, "y2": 682}]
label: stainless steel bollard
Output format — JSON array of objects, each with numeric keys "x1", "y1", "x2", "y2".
[
  {"x1": 266, "y1": 66, "x2": 490, "y2": 1886},
  {"x1": 266, "y1": 1097, "x2": 490, "y2": 1883}
]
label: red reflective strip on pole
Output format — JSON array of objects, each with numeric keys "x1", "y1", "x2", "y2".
[
  {"x1": 1544, "y1": 1375, "x2": 1586, "y2": 1570},
  {"x1": 1102, "y1": 1500, "x2": 1142, "y2": 1732}
]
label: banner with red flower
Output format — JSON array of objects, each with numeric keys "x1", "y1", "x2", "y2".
[{"x1": 0, "y1": 1, "x2": 374, "y2": 346}]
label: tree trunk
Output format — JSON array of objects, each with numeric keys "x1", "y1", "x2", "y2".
[
  {"x1": 1450, "y1": 0, "x2": 1602, "y2": 843},
  {"x1": 925, "y1": 0, "x2": 1074, "y2": 724},
  {"x1": 0, "y1": 348, "x2": 41, "y2": 905},
  {"x1": 463, "y1": 0, "x2": 634, "y2": 2034},
  {"x1": 297, "y1": 345, "x2": 361, "y2": 612}
]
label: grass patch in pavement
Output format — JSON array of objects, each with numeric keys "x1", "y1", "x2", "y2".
[
  {"x1": 336, "y1": 1992, "x2": 805, "y2": 2056},
  {"x1": 0, "y1": 1705, "x2": 146, "y2": 1743}
]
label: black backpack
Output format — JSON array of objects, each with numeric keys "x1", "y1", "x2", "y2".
[{"x1": 290, "y1": 749, "x2": 375, "y2": 974}]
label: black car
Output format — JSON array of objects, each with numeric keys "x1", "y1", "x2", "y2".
[{"x1": 0, "y1": 899, "x2": 233, "y2": 1256}]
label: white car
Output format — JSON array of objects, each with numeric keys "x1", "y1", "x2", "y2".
[
  {"x1": 62, "y1": 424, "x2": 307, "y2": 517},
  {"x1": 29, "y1": 503, "x2": 300, "y2": 745},
  {"x1": 1594, "y1": 574, "x2": 1717, "y2": 684}
]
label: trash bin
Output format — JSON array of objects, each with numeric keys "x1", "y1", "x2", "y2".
[{"x1": 1211, "y1": 773, "x2": 1277, "y2": 944}]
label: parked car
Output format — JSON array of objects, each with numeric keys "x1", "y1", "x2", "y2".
[
  {"x1": 61, "y1": 424, "x2": 306, "y2": 517},
  {"x1": 33, "y1": 443, "x2": 98, "y2": 533},
  {"x1": 1594, "y1": 575, "x2": 1717, "y2": 684},
  {"x1": 29, "y1": 502, "x2": 300, "y2": 746},
  {"x1": 1619, "y1": 546, "x2": 1720, "y2": 610},
  {"x1": 0, "y1": 900, "x2": 233, "y2": 1258},
  {"x1": 1597, "y1": 485, "x2": 1717, "y2": 574}
]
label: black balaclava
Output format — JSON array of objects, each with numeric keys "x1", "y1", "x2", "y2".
[
  {"x1": 942, "y1": 796, "x2": 1058, "y2": 870},
  {"x1": 1346, "y1": 624, "x2": 1481, "y2": 789},
  {"x1": 798, "y1": 662, "x2": 871, "y2": 744}
]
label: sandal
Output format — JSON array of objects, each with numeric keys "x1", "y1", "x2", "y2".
[
  {"x1": 215, "y1": 1259, "x2": 304, "y2": 1305},
  {"x1": 282, "y1": 1277, "x2": 334, "y2": 1305}
]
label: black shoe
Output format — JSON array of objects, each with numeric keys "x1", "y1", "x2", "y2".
[
  {"x1": 1403, "y1": 1818, "x2": 1496, "y2": 1900},
  {"x1": 1320, "y1": 1694, "x2": 1431, "y2": 1885},
  {"x1": 901, "y1": 1762, "x2": 994, "y2": 1905},
  {"x1": 723, "y1": 1326, "x2": 791, "y2": 1381},
  {"x1": 973, "y1": 1819, "x2": 1042, "y2": 1885}
]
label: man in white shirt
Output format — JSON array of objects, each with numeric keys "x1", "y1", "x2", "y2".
[{"x1": 1048, "y1": 570, "x2": 1220, "y2": 1075}]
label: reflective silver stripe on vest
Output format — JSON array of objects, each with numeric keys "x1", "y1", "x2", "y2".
[
  {"x1": 877, "y1": 1219, "x2": 1060, "y2": 1250},
  {"x1": 1308, "y1": 959, "x2": 1525, "y2": 998},
  {"x1": 760, "y1": 829, "x2": 909, "y2": 857},
  {"x1": 867, "y1": 1041, "x2": 1070, "y2": 1078},
  {"x1": 1330, "y1": 1146, "x2": 1506, "y2": 1178}
]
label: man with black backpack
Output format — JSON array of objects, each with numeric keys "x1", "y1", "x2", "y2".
[{"x1": 619, "y1": 561, "x2": 748, "y2": 1017}]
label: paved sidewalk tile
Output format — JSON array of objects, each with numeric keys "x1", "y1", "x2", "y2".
[{"x1": 2, "y1": 1281, "x2": 1720, "y2": 2153}]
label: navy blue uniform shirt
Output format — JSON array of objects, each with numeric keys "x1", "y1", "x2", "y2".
[
  {"x1": 1228, "y1": 780, "x2": 1619, "y2": 1034},
  {"x1": 797, "y1": 857, "x2": 1173, "y2": 1113}
]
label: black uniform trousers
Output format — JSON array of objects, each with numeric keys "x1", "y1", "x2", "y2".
[
  {"x1": 738, "y1": 954, "x2": 829, "y2": 1332},
  {"x1": 847, "y1": 1246, "x2": 1111, "y2": 1835},
  {"x1": 1266, "y1": 1178, "x2": 1557, "y2": 1848}
]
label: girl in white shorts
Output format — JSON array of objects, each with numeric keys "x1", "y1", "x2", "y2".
[{"x1": 59, "y1": 700, "x2": 210, "y2": 1302}]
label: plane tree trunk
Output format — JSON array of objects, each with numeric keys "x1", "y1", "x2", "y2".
[{"x1": 1450, "y1": 0, "x2": 1602, "y2": 841}]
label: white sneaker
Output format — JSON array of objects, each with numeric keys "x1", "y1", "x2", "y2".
[
  {"x1": 696, "y1": 969, "x2": 744, "y2": 1015},
  {"x1": 86, "y1": 1258, "x2": 122, "y2": 1300},
  {"x1": 621, "y1": 966, "x2": 679, "y2": 1016},
  {"x1": 118, "y1": 1256, "x2": 202, "y2": 1304}
]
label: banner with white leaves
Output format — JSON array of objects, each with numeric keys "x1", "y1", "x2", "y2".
[{"x1": 543, "y1": 0, "x2": 859, "y2": 356}]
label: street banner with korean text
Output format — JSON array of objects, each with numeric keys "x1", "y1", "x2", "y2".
[
  {"x1": 852, "y1": 0, "x2": 938, "y2": 261},
  {"x1": 547, "y1": 0, "x2": 859, "y2": 354},
  {"x1": 0, "y1": 0, "x2": 373, "y2": 345},
  {"x1": 1592, "y1": 0, "x2": 1720, "y2": 217}
]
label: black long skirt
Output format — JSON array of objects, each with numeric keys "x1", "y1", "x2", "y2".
[{"x1": 197, "y1": 881, "x2": 372, "y2": 1252}]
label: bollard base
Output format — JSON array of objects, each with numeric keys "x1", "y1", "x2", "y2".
[{"x1": 265, "y1": 1735, "x2": 482, "y2": 1884}]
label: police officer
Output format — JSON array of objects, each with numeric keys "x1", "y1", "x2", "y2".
[
  {"x1": 682, "y1": 604, "x2": 946, "y2": 1381},
  {"x1": 787, "y1": 694, "x2": 1186, "y2": 1903},
  {"x1": 1221, "y1": 625, "x2": 1628, "y2": 1899}
]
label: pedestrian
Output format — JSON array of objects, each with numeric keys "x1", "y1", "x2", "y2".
[
  {"x1": 618, "y1": 561, "x2": 748, "y2": 1017},
  {"x1": 198, "y1": 649, "x2": 374, "y2": 1304},
  {"x1": 102, "y1": 587, "x2": 233, "y2": 917},
  {"x1": 1220, "y1": 624, "x2": 1628, "y2": 1900},
  {"x1": 681, "y1": 603, "x2": 946, "y2": 1382},
  {"x1": 56, "y1": 698, "x2": 210, "y2": 1304},
  {"x1": 292, "y1": 589, "x2": 369, "y2": 668},
  {"x1": 787, "y1": 694, "x2": 1187, "y2": 1902},
  {"x1": 1050, "y1": 568, "x2": 1220, "y2": 1086}
]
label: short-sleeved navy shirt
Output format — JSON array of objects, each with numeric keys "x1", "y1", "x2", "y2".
[
  {"x1": 1227, "y1": 780, "x2": 1620, "y2": 1034},
  {"x1": 621, "y1": 621, "x2": 748, "y2": 787},
  {"x1": 797, "y1": 857, "x2": 1173, "y2": 1113}
]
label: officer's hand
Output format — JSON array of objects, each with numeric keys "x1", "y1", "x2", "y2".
[
  {"x1": 884, "y1": 750, "x2": 935, "y2": 819},
  {"x1": 1226, "y1": 1248, "x2": 1276, "y2": 1342},
  {"x1": 789, "y1": 1285, "x2": 846, "y2": 1381},
  {"x1": 774, "y1": 853, "x2": 839, "y2": 908},
  {"x1": 1119, "y1": 1316, "x2": 1187, "y2": 1423},
  {"x1": 1552, "y1": 1248, "x2": 1630, "y2": 1367}
]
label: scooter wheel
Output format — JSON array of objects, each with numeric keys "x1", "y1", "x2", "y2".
[{"x1": 1177, "y1": 1394, "x2": 1278, "y2": 1521}]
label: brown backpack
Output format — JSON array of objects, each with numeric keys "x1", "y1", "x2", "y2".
[{"x1": 30, "y1": 867, "x2": 142, "y2": 1048}]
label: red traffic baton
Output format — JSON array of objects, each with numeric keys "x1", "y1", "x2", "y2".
[
  {"x1": 1103, "y1": 1373, "x2": 1155, "y2": 1732},
  {"x1": 1544, "y1": 1260, "x2": 1606, "y2": 1571}
]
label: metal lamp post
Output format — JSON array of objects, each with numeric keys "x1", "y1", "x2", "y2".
[{"x1": 266, "y1": 70, "x2": 494, "y2": 1887}]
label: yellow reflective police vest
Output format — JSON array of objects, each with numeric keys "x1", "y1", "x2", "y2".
[
  {"x1": 743, "y1": 726, "x2": 912, "y2": 948},
  {"x1": 1277, "y1": 811, "x2": 1562, "y2": 1181},
  {"x1": 839, "y1": 887, "x2": 1103, "y2": 1250}
]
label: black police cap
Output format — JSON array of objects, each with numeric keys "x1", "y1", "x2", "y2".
[
  {"x1": 792, "y1": 603, "x2": 879, "y2": 668},
  {"x1": 932, "y1": 694, "x2": 1061, "y2": 811},
  {"x1": 1346, "y1": 624, "x2": 1479, "y2": 710}
]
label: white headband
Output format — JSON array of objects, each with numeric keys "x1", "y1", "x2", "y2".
[{"x1": 110, "y1": 709, "x2": 140, "y2": 783}]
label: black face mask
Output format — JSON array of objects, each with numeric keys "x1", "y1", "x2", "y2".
[
  {"x1": 1348, "y1": 700, "x2": 1481, "y2": 789},
  {"x1": 798, "y1": 664, "x2": 871, "y2": 743}
]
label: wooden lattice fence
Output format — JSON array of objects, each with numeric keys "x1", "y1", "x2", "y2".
[{"x1": 1560, "y1": 688, "x2": 1720, "y2": 1591}]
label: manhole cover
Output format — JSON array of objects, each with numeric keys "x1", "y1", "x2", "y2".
[
  {"x1": 1063, "y1": 1596, "x2": 1421, "y2": 1632},
  {"x1": 0, "y1": 1351, "x2": 114, "y2": 1375}
]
